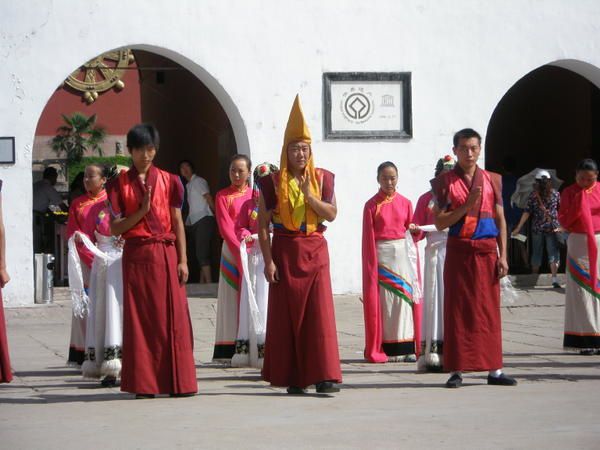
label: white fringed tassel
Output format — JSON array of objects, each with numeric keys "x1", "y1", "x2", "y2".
[
  {"x1": 231, "y1": 353, "x2": 250, "y2": 368},
  {"x1": 100, "y1": 359, "x2": 122, "y2": 378},
  {"x1": 81, "y1": 360, "x2": 101, "y2": 379}
]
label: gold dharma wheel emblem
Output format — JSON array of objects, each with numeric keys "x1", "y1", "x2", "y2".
[{"x1": 65, "y1": 50, "x2": 135, "y2": 104}]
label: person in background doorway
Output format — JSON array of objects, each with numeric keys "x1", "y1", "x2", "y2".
[
  {"x1": 558, "y1": 158, "x2": 600, "y2": 355},
  {"x1": 511, "y1": 169, "x2": 561, "y2": 288},
  {"x1": 33, "y1": 166, "x2": 66, "y2": 254},
  {"x1": 179, "y1": 160, "x2": 216, "y2": 284}
]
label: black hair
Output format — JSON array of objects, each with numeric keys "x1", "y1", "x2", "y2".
[
  {"x1": 230, "y1": 154, "x2": 252, "y2": 173},
  {"x1": 535, "y1": 177, "x2": 553, "y2": 200},
  {"x1": 69, "y1": 172, "x2": 85, "y2": 192},
  {"x1": 43, "y1": 167, "x2": 58, "y2": 179},
  {"x1": 179, "y1": 159, "x2": 195, "y2": 172},
  {"x1": 377, "y1": 161, "x2": 398, "y2": 178},
  {"x1": 453, "y1": 128, "x2": 482, "y2": 147},
  {"x1": 435, "y1": 159, "x2": 445, "y2": 177},
  {"x1": 86, "y1": 163, "x2": 119, "y2": 181},
  {"x1": 576, "y1": 158, "x2": 599, "y2": 172},
  {"x1": 126, "y1": 123, "x2": 160, "y2": 151}
]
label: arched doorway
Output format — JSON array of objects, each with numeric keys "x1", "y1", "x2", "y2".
[
  {"x1": 32, "y1": 46, "x2": 248, "y2": 286},
  {"x1": 485, "y1": 60, "x2": 600, "y2": 273}
]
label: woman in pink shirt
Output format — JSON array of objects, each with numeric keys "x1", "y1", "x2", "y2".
[
  {"x1": 362, "y1": 161, "x2": 419, "y2": 363},
  {"x1": 213, "y1": 154, "x2": 253, "y2": 362},
  {"x1": 559, "y1": 158, "x2": 600, "y2": 354}
]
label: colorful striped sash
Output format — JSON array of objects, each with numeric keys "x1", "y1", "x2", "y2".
[
  {"x1": 567, "y1": 257, "x2": 600, "y2": 299},
  {"x1": 378, "y1": 264, "x2": 414, "y2": 306},
  {"x1": 220, "y1": 252, "x2": 240, "y2": 291}
]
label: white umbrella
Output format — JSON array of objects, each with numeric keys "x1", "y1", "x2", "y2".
[{"x1": 510, "y1": 168, "x2": 563, "y2": 209}]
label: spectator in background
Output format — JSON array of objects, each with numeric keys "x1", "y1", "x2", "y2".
[
  {"x1": 33, "y1": 166, "x2": 66, "y2": 253},
  {"x1": 33, "y1": 167, "x2": 63, "y2": 213},
  {"x1": 512, "y1": 169, "x2": 561, "y2": 288},
  {"x1": 178, "y1": 160, "x2": 216, "y2": 284}
]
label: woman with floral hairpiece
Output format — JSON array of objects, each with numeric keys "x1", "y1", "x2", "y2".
[
  {"x1": 413, "y1": 155, "x2": 455, "y2": 371},
  {"x1": 68, "y1": 164, "x2": 124, "y2": 386},
  {"x1": 232, "y1": 162, "x2": 278, "y2": 368}
]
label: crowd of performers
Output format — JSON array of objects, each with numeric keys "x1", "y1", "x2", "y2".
[{"x1": 1, "y1": 95, "x2": 600, "y2": 394}]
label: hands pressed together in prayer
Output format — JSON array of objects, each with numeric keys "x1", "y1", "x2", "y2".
[
  {"x1": 299, "y1": 173, "x2": 311, "y2": 200},
  {"x1": 140, "y1": 184, "x2": 152, "y2": 215}
]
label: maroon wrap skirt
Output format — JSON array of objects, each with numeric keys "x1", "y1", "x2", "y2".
[
  {"x1": 120, "y1": 239, "x2": 197, "y2": 395},
  {"x1": 262, "y1": 232, "x2": 342, "y2": 388},
  {"x1": 443, "y1": 237, "x2": 503, "y2": 372},
  {"x1": 0, "y1": 291, "x2": 12, "y2": 383}
]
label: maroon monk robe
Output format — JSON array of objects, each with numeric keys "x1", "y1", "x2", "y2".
[
  {"x1": 432, "y1": 166, "x2": 504, "y2": 372},
  {"x1": 259, "y1": 170, "x2": 342, "y2": 388},
  {"x1": 108, "y1": 166, "x2": 197, "y2": 395},
  {"x1": 0, "y1": 179, "x2": 11, "y2": 383},
  {"x1": 0, "y1": 290, "x2": 12, "y2": 383}
]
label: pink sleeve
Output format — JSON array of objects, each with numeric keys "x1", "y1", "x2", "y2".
[
  {"x1": 362, "y1": 200, "x2": 387, "y2": 363},
  {"x1": 405, "y1": 198, "x2": 413, "y2": 230},
  {"x1": 412, "y1": 194, "x2": 429, "y2": 242},
  {"x1": 216, "y1": 192, "x2": 242, "y2": 259},
  {"x1": 66, "y1": 200, "x2": 94, "y2": 268},
  {"x1": 558, "y1": 186, "x2": 581, "y2": 231},
  {"x1": 170, "y1": 174, "x2": 184, "y2": 209},
  {"x1": 235, "y1": 200, "x2": 252, "y2": 242}
]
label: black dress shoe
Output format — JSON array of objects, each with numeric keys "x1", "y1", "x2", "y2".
[
  {"x1": 487, "y1": 373, "x2": 517, "y2": 386},
  {"x1": 552, "y1": 282, "x2": 562, "y2": 289},
  {"x1": 445, "y1": 373, "x2": 462, "y2": 388},
  {"x1": 315, "y1": 381, "x2": 340, "y2": 394},
  {"x1": 286, "y1": 386, "x2": 307, "y2": 395},
  {"x1": 100, "y1": 376, "x2": 117, "y2": 387},
  {"x1": 134, "y1": 394, "x2": 155, "y2": 399},
  {"x1": 169, "y1": 392, "x2": 196, "y2": 398}
]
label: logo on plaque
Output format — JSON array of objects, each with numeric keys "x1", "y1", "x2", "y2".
[{"x1": 340, "y1": 88, "x2": 374, "y2": 124}]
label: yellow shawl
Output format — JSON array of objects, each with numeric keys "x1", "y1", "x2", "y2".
[{"x1": 278, "y1": 95, "x2": 321, "y2": 234}]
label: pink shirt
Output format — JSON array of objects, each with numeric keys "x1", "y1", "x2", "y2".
[
  {"x1": 235, "y1": 197, "x2": 259, "y2": 251},
  {"x1": 363, "y1": 190, "x2": 413, "y2": 242},
  {"x1": 67, "y1": 190, "x2": 108, "y2": 268},
  {"x1": 215, "y1": 184, "x2": 253, "y2": 258}
]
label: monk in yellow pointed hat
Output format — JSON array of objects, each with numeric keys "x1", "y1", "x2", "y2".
[{"x1": 257, "y1": 94, "x2": 342, "y2": 395}]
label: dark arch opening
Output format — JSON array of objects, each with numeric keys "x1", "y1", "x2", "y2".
[
  {"x1": 32, "y1": 48, "x2": 238, "y2": 286},
  {"x1": 485, "y1": 64, "x2": 600, "y2": 274}
]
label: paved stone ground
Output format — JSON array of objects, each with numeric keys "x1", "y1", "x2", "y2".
[{"x1": 1, "y1": 286, "x2": 599, "y2": 449}]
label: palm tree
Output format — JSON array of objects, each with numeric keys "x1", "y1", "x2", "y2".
[{"x1": 50, "y1": 112, "x2": 106, "y2": 163}]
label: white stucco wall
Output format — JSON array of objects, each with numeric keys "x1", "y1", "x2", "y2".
[{"x1": 2, "y1": 0, "x2": 600, "y2": 305}]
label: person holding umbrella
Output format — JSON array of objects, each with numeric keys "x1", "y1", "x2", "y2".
[{"x1": 511, "y1": 169, "x2": 562, "y2": 288}]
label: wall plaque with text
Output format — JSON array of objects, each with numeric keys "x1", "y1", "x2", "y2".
[{"x1": 323, "y1": 72, "x2": 412, "y2": 139}]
